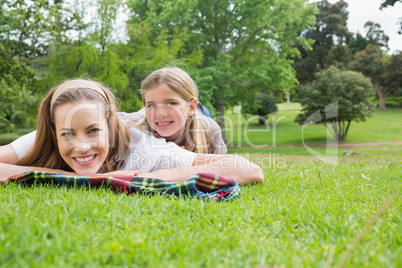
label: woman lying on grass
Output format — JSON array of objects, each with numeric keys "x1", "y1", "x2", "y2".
[{"x1": 0, "y1": 79, "x2": 263, "y2": 184}]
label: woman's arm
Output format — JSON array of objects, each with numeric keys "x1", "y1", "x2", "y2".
[
  {"x1": 0, "y1": 163, "x2": 77, "y2": 182},
  {"x1": 0, "y1": 145, "x2": 20, "y2": 164},
  {"x1": 138, "y1": 154, "x2": 264, "y2": 185},
  {"x1": 0, "y1": 131, "x2": 37, "y2": 164}
]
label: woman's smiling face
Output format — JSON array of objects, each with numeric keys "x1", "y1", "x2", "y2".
[{"x1": 54, "y1": 100, "x2": 109, "y2": 175}]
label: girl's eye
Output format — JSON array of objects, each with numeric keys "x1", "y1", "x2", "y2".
[
  {"x1": 167, "y1": 102, "x2": 176, "y2": 106},
  {"x1": 147, "y1": 104, "x2": 156, "y2": 108},
  {"x1": 89, "y1": 128, "x2": 100, "y2": 134}
]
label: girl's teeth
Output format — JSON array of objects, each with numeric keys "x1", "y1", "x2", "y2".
[{"x1": 75, "y1": 155, "x2": 95, "y2": 162}]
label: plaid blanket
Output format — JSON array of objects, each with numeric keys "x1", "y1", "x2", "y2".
[{"x1": 2, "y1": 171, "x2": 240, "y2": 201}]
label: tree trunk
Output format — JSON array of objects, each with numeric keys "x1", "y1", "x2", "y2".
[
  {"x1": 378, "y1": 93, "x2": 387, "y2": 110},
  {"x1": 258, "y1": 116, "x2": 267, "y2": 125},
  {"x1": 374, "y1": 80, "x2": 387, "y2": 110},
  {"x1": 215, "y1": 92, "x2": 228, "y2": 145}
]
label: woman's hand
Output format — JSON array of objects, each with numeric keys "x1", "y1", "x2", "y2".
[{"x1": 101, "y1": 170, "x2": 139, "y2": 178}]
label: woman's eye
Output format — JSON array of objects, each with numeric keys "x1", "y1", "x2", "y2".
[{"x1": 62, "y1": 132, "x2": 73, "y2": 137}]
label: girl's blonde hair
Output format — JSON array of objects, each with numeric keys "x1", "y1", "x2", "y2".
[
  {"x1": 17, "y1": 79, "x2": 130, "y2": 172},
  {"x1": 140, "y1": 67, "x2": 211, "y2": 153}
]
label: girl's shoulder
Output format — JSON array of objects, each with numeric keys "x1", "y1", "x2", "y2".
[{"x1": 197, "y1": 114, "x2": 221, "y2": 131}]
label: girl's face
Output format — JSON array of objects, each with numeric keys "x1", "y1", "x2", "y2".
[
  {"x1": 54, "y1": 101, "x2": 110, "y2": 175},
  {"x1": 144, "y1": 84, "x2": 197, "y2": 141}
]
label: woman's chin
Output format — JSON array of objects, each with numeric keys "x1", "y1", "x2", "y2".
[{"x1": 72, "y1": 167, "x2": 100, "y2": 176}]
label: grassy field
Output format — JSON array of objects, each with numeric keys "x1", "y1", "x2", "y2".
[
  {"x1": 1, "y1": 155, "x2": 401, "y2": 267},
  {"x1": 224, "y1": 104, "x2": 402, "y2": 148},
  {"x1": 1, "y1": 104, "x2": 401, "y2": 267}
]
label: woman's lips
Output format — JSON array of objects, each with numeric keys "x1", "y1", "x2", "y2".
[{"x1": 73, "y1": 154, "x2": 97, "y2": 166}]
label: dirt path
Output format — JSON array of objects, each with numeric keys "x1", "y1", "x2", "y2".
[{"x1": 231, "y1": 141, "x2": 402, "y2": 150}]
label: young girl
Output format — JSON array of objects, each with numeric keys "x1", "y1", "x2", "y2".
[
  {"x1": 0, "y1": 68, "x2": 225, "y2": 165},
  {"x1": 0, "y1": 79, "x2": 263, "y2": 184},
  {"x1": 123, "y1": 67, "x2": 225, "y2": 154}
]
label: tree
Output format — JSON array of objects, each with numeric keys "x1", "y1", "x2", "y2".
[
  {"x1": 364, "y1": 21, "x2": 389, "y2": 49},
  {"x1": 382, "y1": 51, "x2": 402, "y2": 98},
  {"x1": 348, "y1": 32, "x2": 369, "y2": 54},
  {"x1": 293, "y1": 0, "x2": 352, "y2": 84},
  {"x1": 380, "y1": 0, "x2": 402, "y2": 34},
  {"x1": 126, "y1": 0, "x2": 317, "y2": 141},
  {"x1": 242, "y1": 92, "x2": 278, "y2": 125},
  {"x1": 380, "y1": 0, "x2": 402, "y2": 8},
  {"x1": 348, "y1": 44, "x2": 389, "y2": 109},
  {"x1": 0, "y1": 0, "x2": 62, "y2": 89},
  {"x1": 295, "y1": 67, "x2": 375, "y2": 142},
  {"x1": 39, "y1": 0, "x2": 135, "y2": 111}
]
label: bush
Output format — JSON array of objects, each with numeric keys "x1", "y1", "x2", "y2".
[
  {"x1": 0, "y1": 133, "x2": 21, "y2": 145},
  {"x1": 371, "y1": 96, "x2": 402, "y2": 108},
  {"x1": 295, "y1": 66, "x2": 375, "y2": 142},
  {"x1": 0, "y1": 116, "x2": 11, "y2": 134},
  {"x1": 11, "y1": 111, "x2": 27, "y2": 128},
  {"x1": 243, "y1": 92, "x2": 278, "y2": 124}
]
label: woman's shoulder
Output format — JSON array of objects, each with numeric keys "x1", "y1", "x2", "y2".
[{"x1": 117, "y1": 109, "x2": 145, "y2": 123}]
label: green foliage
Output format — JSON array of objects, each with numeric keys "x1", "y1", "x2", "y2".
[
  {"x1": 372, "y1": 96, "x2": 402, "y2": 107},
  {"x1": 0, "y1": 116, "x2": 12, "y2": 133},
  {"x1": 0, "y1": 79, "x2": 39, "y2": 122},
  {"x1": 242, "y1": 93, "x2": 278, "y2": 125},
  {"x1": 295, "y1": 67, "x2": 375, "y2": 142},
  {"x1": 126, "y1": 0, "x2": 317, "y2": 138},
  {"x1": 348, "y1": 32, "x2": 370, "y2": 54},
  {"x1": 383, "y1": 51, "x2": 402, "y2": 98},
  {"x1": 380, "y1": 0, "x2": 402, "y2": 8},
  {"x1": 10, "y1": 111, "x2": 27, "y2": 128},
  {"x1": 349, "y1": 44, "x2": 390, "y2": 109},
  {"x1": 0, "y1": 132, "x2": 22, "y2": 145},
  {"x1": 364, "y1": 21, "x2": 389, "y2": 49},
  {"x1": 293, "y1": 0, "x2": 352, "y2": 83},
  {"x1": 349, "y1": 44, "x2": 386, "y2": 79}
]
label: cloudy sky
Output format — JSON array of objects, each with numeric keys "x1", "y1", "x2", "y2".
[{"x1": 314, "y1": 0, "x2": 402, "y2": 54}]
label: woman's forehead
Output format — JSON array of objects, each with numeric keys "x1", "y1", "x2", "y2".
[{"x1": 54, "y1": 101, "x2": 107, "y2": 126}]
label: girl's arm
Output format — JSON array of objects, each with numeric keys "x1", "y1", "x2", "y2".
[{"x1": 138, "y1": 154, "x2": 264, "y2": 185}]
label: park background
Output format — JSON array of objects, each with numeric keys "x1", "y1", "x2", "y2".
[{"x1": 1, "y1": 0, "x2": 401, "y2": 267}]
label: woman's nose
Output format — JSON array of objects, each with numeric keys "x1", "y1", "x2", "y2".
[{"x1": 71, "y1": 136, "x2": 92, "y2": 153}]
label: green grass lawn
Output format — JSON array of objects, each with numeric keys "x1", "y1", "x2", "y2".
[
  {"x1": 224, "y1": 105, "x2": 402, "y2": 153},
  {"x1": 1, "y1": 156, "x2": 401, "y2": 267},
  {"x1": 1, "y1": 104, "x2": 401, "y2": 266}
]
